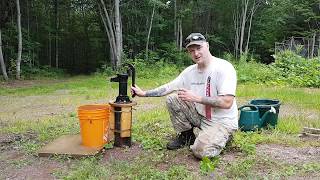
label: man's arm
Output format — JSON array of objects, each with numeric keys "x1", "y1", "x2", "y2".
[
  {"x1": 201, "y1": 95, "x2": 234, "y2": 109},
  {"x1": 145, "y1": 87, "x2": 168, "y2": 97},
  {"x1": 177, "y1": 88, "x2": 234, "y2": 109},
  {"x1": 131, "y1": 85, "x2": 176, "y2": 97}
]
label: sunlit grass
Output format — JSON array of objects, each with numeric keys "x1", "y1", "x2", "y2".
[
  {"x1": 237, "y1": 84, "x2": 320, "y2": 111},
  {"x1": 0, "y1": 75, "x2": 111, "y2": 96},
  {"x1": 133, "y1": 106, "x2": 172, "y2": 150},
  {"x1": 1, "y1": 72, "x2": 319, "y2": 179}
]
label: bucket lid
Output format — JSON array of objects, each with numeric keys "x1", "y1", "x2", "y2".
[{"x1": 78, "y1": 104, "x2": 109, "y2": 111}]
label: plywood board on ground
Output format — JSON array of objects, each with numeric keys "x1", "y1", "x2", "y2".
[{"x1": 38, "y1": 134, "x2": 103, "y2": 157}]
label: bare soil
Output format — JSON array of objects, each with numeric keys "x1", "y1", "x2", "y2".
[{"x1": 0, "y1": 80, "x2": 319, "y2": 179}]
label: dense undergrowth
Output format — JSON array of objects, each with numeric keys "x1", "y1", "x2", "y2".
[
  {"x1": 1, "y1": 51, "x2": 319, "y2": 88},
  {"x1": 104, "y1": 50, "x2": 320, "y2": 88},
  {"x1": 233, "y1": 51, "x2": 320, "y2": 87}
]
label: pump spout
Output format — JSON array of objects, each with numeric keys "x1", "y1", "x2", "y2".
[{"x1": 110, "y1": 75, "x2": 119, "y2": 82}]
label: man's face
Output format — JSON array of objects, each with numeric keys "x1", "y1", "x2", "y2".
[{"x1": 186, "y1": 42, "x2": 209, "y2": 64}]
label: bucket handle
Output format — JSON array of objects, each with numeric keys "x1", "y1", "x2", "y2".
[{"x1": 238, "y1": 105, "x2": 258, "y2": 111}]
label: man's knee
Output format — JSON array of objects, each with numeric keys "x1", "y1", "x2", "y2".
[
  {"x1": 190, "y1": 126, "x2": 230, "y2": 159},
  {"x1": 166, "y1": 94, "x2": 178, "y2": 104},
  {"x1": 166, "y1": 94, "x2": 181, "y2": 110},
  {"x1": 190, "y1": 134, "x2": 222, "y2": 159}
]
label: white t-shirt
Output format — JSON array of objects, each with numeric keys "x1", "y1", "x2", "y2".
[{"x1": 161, "y1": 57, "x2": 238, "y2": 130}]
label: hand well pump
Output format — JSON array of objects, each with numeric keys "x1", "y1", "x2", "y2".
[{"x1": 109, "y1": 64, "x2": 137, "y2": 147}]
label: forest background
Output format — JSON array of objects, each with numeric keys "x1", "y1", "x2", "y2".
[
  {"x1": 0, "y1": 1, "x2": 320, "y2": 178},
  {"x1": 0, "y1": 0, "x2": 319, "y2": 87}
]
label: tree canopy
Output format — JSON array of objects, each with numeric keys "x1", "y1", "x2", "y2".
[{"x1": 0, "y1": 0, "x2": 319, "y2": 78}]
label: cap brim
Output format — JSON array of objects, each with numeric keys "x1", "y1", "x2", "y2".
[{"x1": 186, "y1": 41, "x2": 206, "y2": 48}]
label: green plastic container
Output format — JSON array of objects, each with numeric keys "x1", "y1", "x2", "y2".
[
  {"x1": 249, "y1": 99, "x2": 281, "y2": 128},
  {"x1": 238, "y1": 105, "x2": 264, "y2": 131}
]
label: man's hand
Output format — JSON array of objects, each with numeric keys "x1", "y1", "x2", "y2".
[
  {"x1": 131, "y1": 85, "x2": 146, "y2": 97},
  {"x1": 177, "y1": 88, "x2": 201, "y2": 102}
]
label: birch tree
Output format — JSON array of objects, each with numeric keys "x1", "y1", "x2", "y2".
[
  {"x1": 16, "y1": 0, "x2": 22, "y2": 79},
  {"x1": 239, "y1": 0, "x2": 249, "y2": 55},
  {"x1": 234, "y1": 0, "x2": 262, "y2": 57},
  {"x1": 114, "y1": 0, "x2": 121, "y2": 68},
  {"x1": 54, "y1": 0, "x2": 59, "y2": 68},
  {"x1": 174, "y1": 0, "x2": 183, "y2": 51},
  {"x1": 145, "y1": 4, "x2": 156, "y2": 60},
  {"x1": 145, "y1": 0, "x2": 168, "y2": 59},
  {"x1": 245, "y1": 0, "x2": 262, "y2": 54},
  {"x1": 0, "y1": 29, "x2": 9, "y2": 81},
  {"x1": 98, "y1": 0, "x2": 122, "y2": 69}
]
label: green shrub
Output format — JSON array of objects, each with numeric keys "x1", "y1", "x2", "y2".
[
  {"x1": 235, "y1": 60, "x2": 283, "y2": 85},
  {"x1": 272, "y1": 51, "x2": 320, "y2": 87},
  {"x1": 131, "y1": 58, "x2": 181, "y2": 80},
  {"x1": 227, "y1": 51, "x2": 319, "y2": 88},
  {"x1": 157, "y1": 43, "x2": 192, "y2": 66}
]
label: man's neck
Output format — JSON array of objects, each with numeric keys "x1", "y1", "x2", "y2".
[{"x1": 197, "y1": 55, "x2": 214, "y2": 71}]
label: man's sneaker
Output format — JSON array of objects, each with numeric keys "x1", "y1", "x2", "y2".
[{"x1": 167, "y1": 129, "x2": 195, "y2": 150}]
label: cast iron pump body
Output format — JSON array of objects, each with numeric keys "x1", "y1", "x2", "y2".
[{"x1": 109, "y1": 64, "x2": 136, "y2": 147}]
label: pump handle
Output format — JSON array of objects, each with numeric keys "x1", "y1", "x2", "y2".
[{"x1": 126, "y1": 64, "x2": 136, "y2": 98}]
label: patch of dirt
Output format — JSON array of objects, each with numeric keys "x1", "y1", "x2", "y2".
[
  {"x1": 0, "y1": 149, "x2": 65, "y2": 180},
  {"x1": 103, "y1": 142, "x2": 143, "y2": 162},
  {"x1": 103, "y1": 143, "x2": 202, "y2": 173},
  {"x1": 257, "y1": 144, "x2": 320, "y2": 164},
  {"x1": 0, "y1": 132, "x2": 37, "y2": 152},
  {"x1": 155, "y1": 149, "x2": 200, "y2": 172},
  {"x1": 0, "y1": 134, "x2": 22, "y2": 144}
]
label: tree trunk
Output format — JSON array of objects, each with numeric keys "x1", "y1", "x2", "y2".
[
  {"x1": 55, "y1": 0, "x2": 59, "y2": 68},
  {"x1": 48, "y1": 31, "x2": 52, "y2": 67},
  {"x1": 178, "y1": 19, "x2": 183, "y2": 51},
  {"x1": 233, "y1": 8, "x2": 240, "y2": 59},
  {"x1": 145, "y1": 4, "x2": 156, "y2": 60},
  {"x1": 318, "y1": 33, "x2": 320, "y2": 58},
  {"x1": 239, "y1": 0, "x2": 249, "y2": 54},
  {"x1": 114, "y1": 0, "x2": 122, "y2": 68},
  {"x1": 245, "y1": 0, "x2": 256, "y2": 54},
  {"x1": 120, "y1": 13, "x2": 123, "y2": 57},
  {"x1": 311, "y1": 32, "x2": 316, "y2": 58},
  {"x1": 98, "y1": 0, "x2": 117, "y2": 69},
  {"x1": 174, "y1": 0, "x2": 177, "y2": 47},
  {"x1": 0, "y1": 29, "x2": 9, "y2": 81},
  {"x1": 16, "y1": 0, "x2": 22, "y2": 80},
  {"x1": 26, "y1": 0, "x2": 32, "y2": 67}
]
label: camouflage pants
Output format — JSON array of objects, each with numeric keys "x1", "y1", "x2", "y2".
[{"x1": 166, "y1": 94, "x2": 234, "y2": 159}]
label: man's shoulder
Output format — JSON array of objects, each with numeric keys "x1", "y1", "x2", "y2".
[
  {"x1": 213, "y1": 57, "x2": 235, "y2": 70},
  {"x1": 213, "y1": 57, "x2": 232, "y2": 65}
]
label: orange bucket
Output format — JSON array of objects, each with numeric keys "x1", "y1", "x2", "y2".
[{"x1": 77, "y1": 104, "x2": 110, "y2": 148}]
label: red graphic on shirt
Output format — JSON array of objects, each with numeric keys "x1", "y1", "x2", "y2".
[{"x1": 205, "y1": 76, "x2": 211, "y2": 120}]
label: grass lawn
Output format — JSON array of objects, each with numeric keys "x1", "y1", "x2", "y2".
[{"x1": 0, "y1": 74, "x2": 319, "y2": 179}]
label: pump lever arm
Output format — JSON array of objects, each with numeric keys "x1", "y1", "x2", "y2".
[{"x1": 126, "y1": 64, "x2": 136, "y2": 98}]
